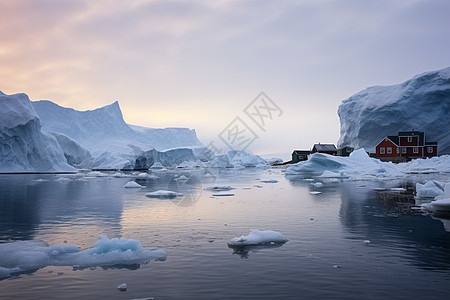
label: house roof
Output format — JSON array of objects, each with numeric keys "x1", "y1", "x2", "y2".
[
  {"x1": 387, "y1": 136, "x2": 399, "y2": 145},
  {"x1": 293, "y1": 150, "x2": 311, "y2": 155},
  {"x1": 313, "y1": 144, "x2": 337, "y2": 152}
]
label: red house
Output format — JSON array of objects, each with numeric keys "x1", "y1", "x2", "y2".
[{"x1": 376, "y1": 131, "x2": 438, "y2": 161}]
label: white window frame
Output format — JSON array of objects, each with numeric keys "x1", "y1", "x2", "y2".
[
  {"x1": 387, "y1": 147, "x2": 392, "y2": 154},
  {"x1": 402, "y1": 147, "x2": 407, "y2": 154},
  {"x1": 408, "y1": 136, "x2": 412, "y2": 142},
  {"x1": 380, "y1": 147, "x2": 385, "y2": 154},
  {"x1": 413, "y1": 147, "x2": 418, "y2": 153},
  {"x1": 427, "y1": 147, "x2": 433, "y2": 153},
  {"x1": 397, "y1": 148, "x2": 399, "y2": 154}
]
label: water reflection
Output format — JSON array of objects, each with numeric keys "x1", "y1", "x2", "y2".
[
  {"x1": 228, "y1": 243, "x2": 286, "y2": 259},
  {"x1": 339, "y1": 181, "x2": 450, "y2": 271},
  {"x1": 0, "y1": 174, "x2": 124, "y2": 243}
]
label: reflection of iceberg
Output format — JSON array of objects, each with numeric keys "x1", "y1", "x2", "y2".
[
  {"x1": 229, "y1": 243, "x2": 285, "y2": 259},
  {"x1": 0, "y1": 236, "x2": 166, "y2": 279},
  {"x1": 167, "y1": 175, "x2": 202, "y2": 207}
]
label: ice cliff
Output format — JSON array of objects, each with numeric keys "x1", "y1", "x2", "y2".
[
  {"x1": 32, "y1": 100, "x2": 204, "y2": 169},
  {"x1": 0, "y1": 91, "x2": 74, "y2": 172},
  {"x1": 338, "y1": 67, "x2": 450, "y2": 154}
]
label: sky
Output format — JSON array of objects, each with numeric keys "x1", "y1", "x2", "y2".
[{"x1": 1, "y1": 0, "x2": 449, "y2": 158}]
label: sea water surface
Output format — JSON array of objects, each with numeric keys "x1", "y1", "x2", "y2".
[{"x1": 0, "y1": 168, "x2": 449, "y2": 299}]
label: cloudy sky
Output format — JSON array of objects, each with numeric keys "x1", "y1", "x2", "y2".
[{"x1": 1, "y1": 0, "x2": 449, "y2": 157}]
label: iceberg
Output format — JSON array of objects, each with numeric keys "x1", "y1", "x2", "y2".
[
  {"x1": 337, "y1": 67, "x2": 450, "y2": 154},
  {"x1": 0, "y1": 236, "x2": 166, "y2": 278},
  {"x1": 32, "y1": 99, "x2": 203, "y2": 169},
  {"x1": 227, "y1": 230, "x2": 288, "y2": 247},
  {"x1": 0, "y1": 91, "x2": 75, "y2": 172}
]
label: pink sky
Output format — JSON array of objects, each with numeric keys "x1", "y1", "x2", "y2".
[{"x1": 1, "y1": 0, "x2": 449, "y2": 156}]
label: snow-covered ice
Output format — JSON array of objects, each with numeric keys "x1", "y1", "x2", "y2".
[
  {"x1": 286, "y1": 149, "x2": 403, "y2": 179},
  {"x1": 0, "y1": 236, "x2": 166, "y2": 278},
  {"x1": 227, "y1": 230, "x2": 288, "y2": 247},
  {"x1": 145, "y1": 190, "x2": 182, "y2": 198}
]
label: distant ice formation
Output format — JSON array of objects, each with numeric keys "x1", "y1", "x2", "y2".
[{"x1": 338, "y1": 67, "x2": 450, "y2": 154}]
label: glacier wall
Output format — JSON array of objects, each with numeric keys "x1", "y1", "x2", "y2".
[
  {"x1": 337, "y1": 67, "x2": 450, "y2": 154},
  {"x1": 0, "y1": 92, "x2": 74, "y2": 172}
]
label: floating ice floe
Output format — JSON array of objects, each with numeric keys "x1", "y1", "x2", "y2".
[
  {"x1": 227, "y1": 230, "x2": 288, "y2": 247},
  {"x1": 117, "y1": 283, "x2": 127, "y2": 292},
  {"x1": 261, "y1": 179, "x2": 278, "y2": 183},
  {"x1": 145, "y1": 190, "x2": 182, "y2": 198},
  {"x1": 310, "y1": 191, "x2": 322, "y2": 195},
  {"x1": 212, "y1": 192, "x2": 235, "y2": 197},
  {"x1": 0, "y1": 236, "x2": 166, "y2": 278},
  {"x1": 204, "y1": 185, "x2": 234, "y2": 192},
  {"x1": 123, "y1": 181, "x2": 144, "y2": 188},
  {"x1": 86, "y1": 171, "x2": 109, "y2": 177},
  {"x1": 416, "y1": 181, "x2": 444, "y2": 198}
]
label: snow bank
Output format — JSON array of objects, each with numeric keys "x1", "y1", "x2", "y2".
[
  {"x1": 286, "y1": 149, "x2": 402, "y2": 179},
  {"x1": 227, "y1": 230, "x2": 288, "y2": 247},
  {"x1": 338, "y1": 67, "x2": 450, "y2": 154},
  {"x1": 145, "y1": 190, "x2": 182, "y2": 198},
  {"x1": 397, "y1": 155, "x2": 450, "y2": 174},
  {"x1": 0, "y1": 236, "x2": 166, "y2": 278},
  {"x1": 416, "y1": 181, "x2": 444, "y2": 198},
  {"x1": 0, "y1": 91, "x2": 75, "y2": 172}
]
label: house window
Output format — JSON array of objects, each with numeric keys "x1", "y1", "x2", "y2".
[
  {"x1": 408, "y1": 136, "x2": 412, "y2": 142},
  {"x1": 380, "y1": 147, "x2": 385, "y2": 154},
  {"x1": 387, "y1": 147, "x2": 392, "y2": 154},
  {"x1": 428, "y1": 147, "x2": 433, "y2": 153},
  {"x1": 413, "y1": 147, "x2": 418, "y2": 153},
  {"x1": 397, "y1": 148, "x2": 399, "y2": 154},
  {"x1": 402, "y1": 147, "x2": 407, "y2": 154}
]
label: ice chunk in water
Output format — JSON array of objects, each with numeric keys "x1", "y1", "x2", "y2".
[
  {"x1": 124, "y1": 181, "x2": 144, "y2": 188},
  {"x1": 228, "y1": 230, "x2": 288, "y2": 246},
  {"x1": 145, "y1": 190, "x2": 182, "y2": 198}
]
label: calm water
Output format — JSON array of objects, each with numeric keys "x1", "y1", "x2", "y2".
[{"x1": 0, "y1": 168, "x2": 449, "y2": 299}]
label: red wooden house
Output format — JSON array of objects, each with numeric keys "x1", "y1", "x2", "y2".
[
  {"x1": 376, "y1": 131, "x2": 438, "y2": 160},
  {"x1": 311, "y1": 143, "x2": 337, "y2": 156}
]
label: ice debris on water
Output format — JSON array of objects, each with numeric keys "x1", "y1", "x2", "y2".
[
  {"x1": 310, "y1": 191, "x2": 322, "y2": 195},
  {"x1": 117, "y1": 283, "x2": 127, "y2": 292},
  {"x1": 228, "y1": 230, "x2": 287, "y2": 247},
  {"x1": 145, "y1": 190, "x2": 182, "y2": 198},
  {"x1": 123, "y1": 181, "x2": 145, "y2": 188},
  {"x1": 212, "y1": 192, "x2": 235, "y2": 197},
  {"x1": 0, "y1": 236, "x2": 167, "y2": 278},
  {"x1": 416, "y1": 181, "x2": 444, "y2": 198},
  {"x1": 204, "y1": 185, "x2": 234, "y2": 191},
  {"x1": 261, "y1": 179, "x2": 278, "y2": 183}
]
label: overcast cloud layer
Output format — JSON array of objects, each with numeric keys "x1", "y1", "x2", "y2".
[{"x1": 1, "y1": 0, "x2": 449, "y2": 156}]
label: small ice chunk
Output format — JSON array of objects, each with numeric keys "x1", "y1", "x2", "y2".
[
  {"x1": 145, "y1": 190, "x2": 182, "y2": 198},
  {"x1": 364, "y1": 240, "x2": 371, "y2": 244},
  {"x1": 117, "y1": 283, "x2": 127, "y2": 291},
  {"x1": 176, "y1": 175, "x2": 189, "y2": 181},
  {"x1": 228, "y1": 230, "x2": 287, "y2": 246},
  {"x1": 310, "y1": 191, "x2": 322, "y2": 195},
  {"x1": 204, "y1": 185, "x2": 234, "y2": 191},
  {"x1": 212, "y1": 192, "x2": 235, "y2": 197},
  {"x1": 311, "y1": 182, "x2": 323, "y2": 188},
  {"x1": 390, "y1": 188, "x2": 406, "y2": 192},
  {"x1": 123, "y1": 181, "x2": 144, "y2": 188},
  {"x1": 261, "y1": 179, "x2": 278, "y2": 183},
  {"x1": 137, "y1": 173, "x2": 148, "y2": 178}
]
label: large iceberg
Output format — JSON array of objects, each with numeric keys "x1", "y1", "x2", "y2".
[
  {"x1": 337, "y1": 67, "x2": 450, "y2": 154},
  {"x1": 32, "y1": 100, "x2": 204, "y2": 169},
  {"x1": 0, "y1": 91, "x2": 75, "y2": 172}
]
